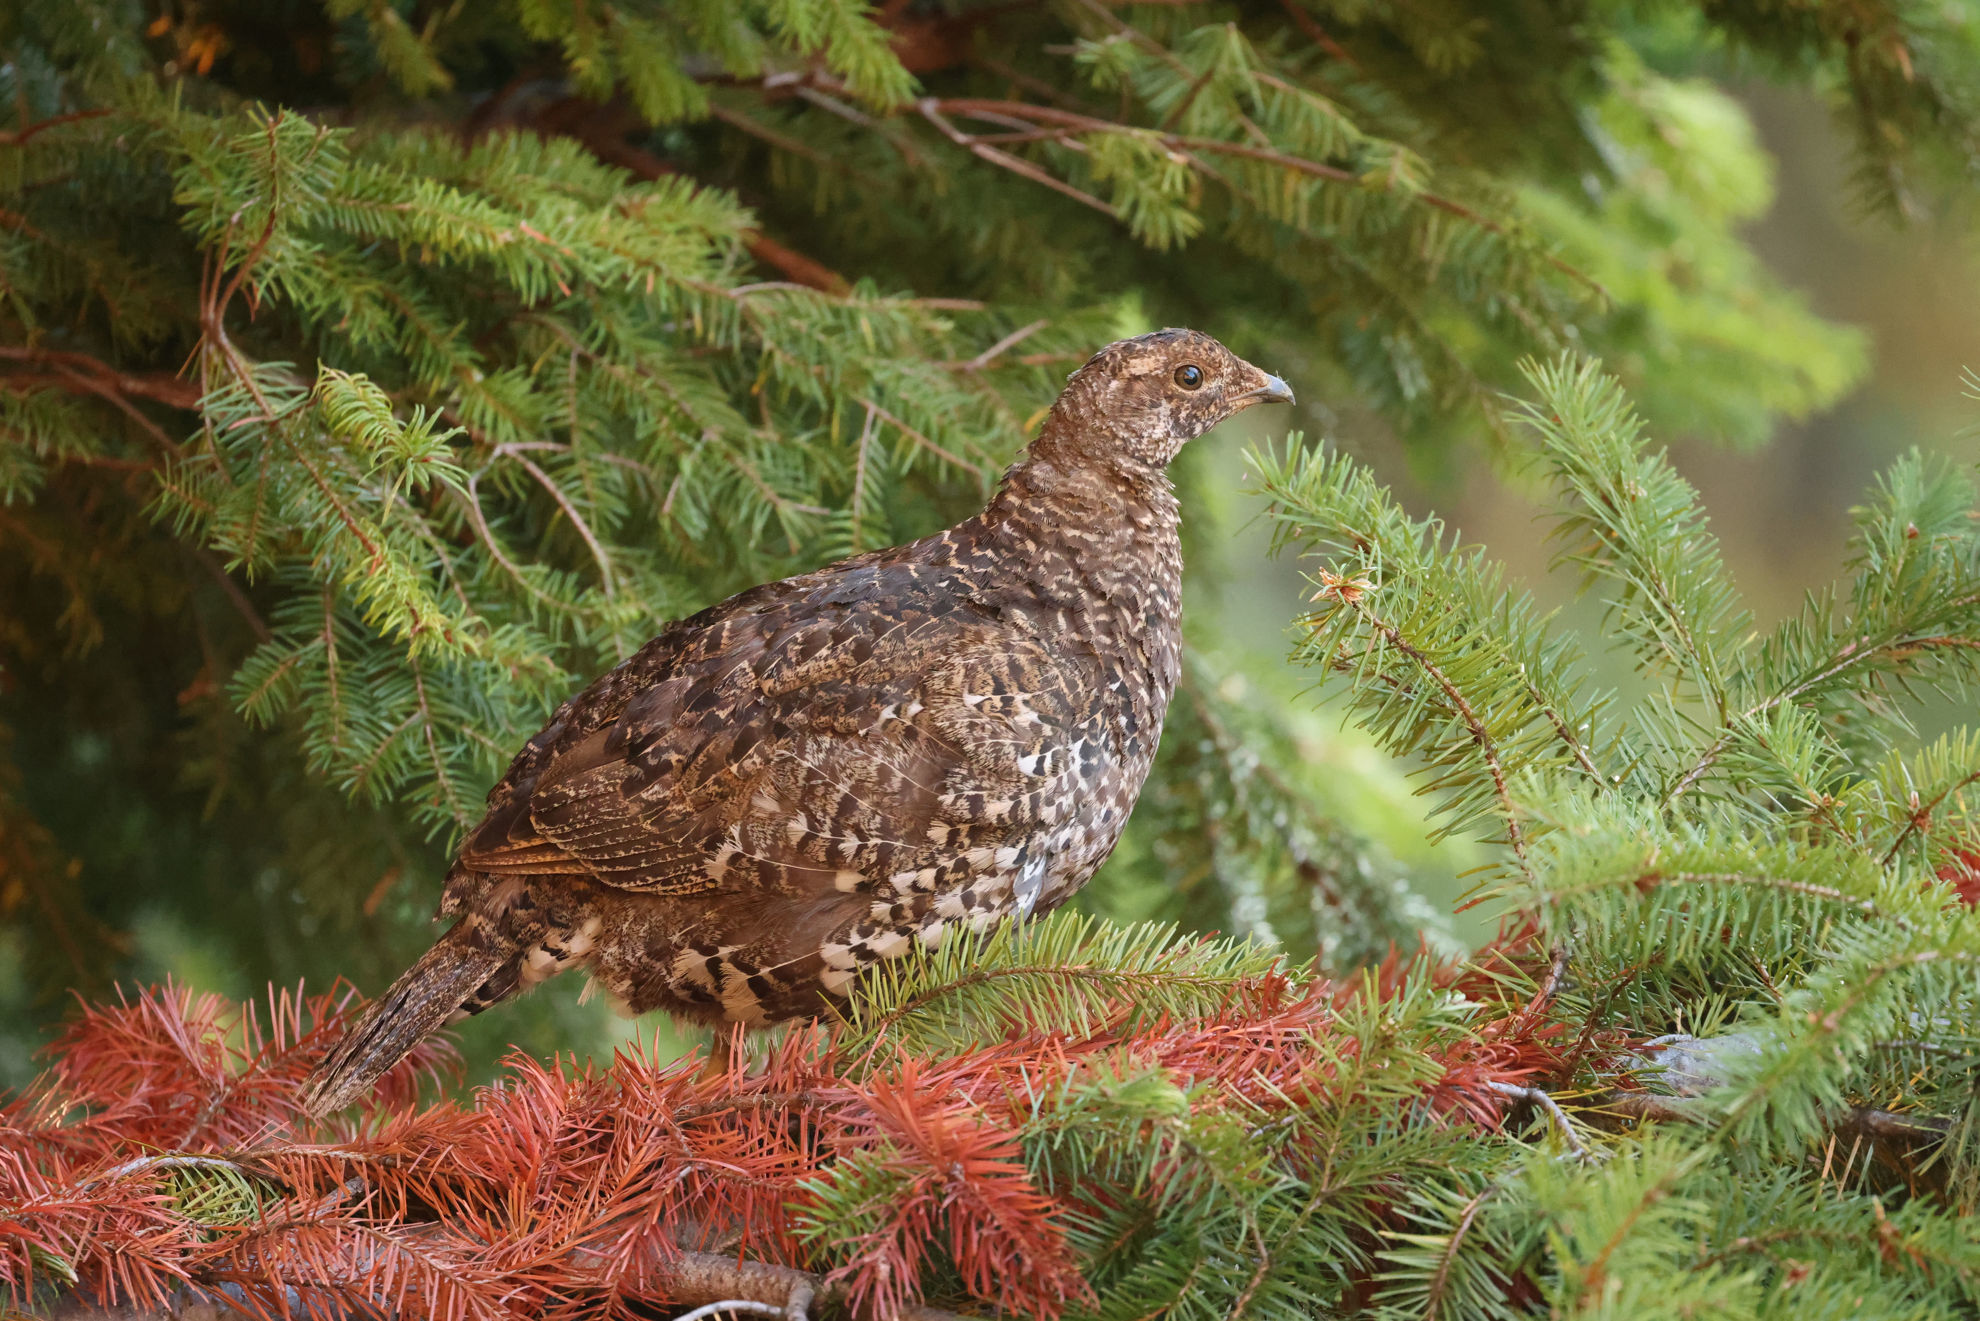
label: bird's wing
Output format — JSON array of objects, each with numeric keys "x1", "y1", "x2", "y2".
[{"x1": 457, "y1": 561, "x2": 1104, "y2": 900}]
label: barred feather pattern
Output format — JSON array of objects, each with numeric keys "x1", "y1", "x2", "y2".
[{"x1": 306, "y1": 329, "x2": 1292, "y2": 1114}]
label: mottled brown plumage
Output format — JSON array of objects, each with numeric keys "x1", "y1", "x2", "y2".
[{"x1": 304, "y1": 329, "x2": 1293, "y2": 1114}]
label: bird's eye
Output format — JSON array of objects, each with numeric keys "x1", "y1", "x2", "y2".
[{"x1": 1174, "y1": 364, "x2": 1204, "y2": 390}]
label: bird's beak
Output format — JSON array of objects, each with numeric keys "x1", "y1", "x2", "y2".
[{"x1": 1232, "y1": 372, "x2": 1296, "y2": 408}]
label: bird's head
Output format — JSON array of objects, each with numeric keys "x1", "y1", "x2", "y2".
[{"x1": 1038, "y1": 328, "x2": 1295, "y2": 471}]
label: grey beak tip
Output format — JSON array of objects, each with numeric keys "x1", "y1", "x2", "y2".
[{"x1": 1241, "y1": 373, "x2": 1295, "y2": 406}]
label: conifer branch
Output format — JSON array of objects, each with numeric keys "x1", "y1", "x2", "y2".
[
  {"x1": 1273, "y1": 0, "x2": 1359, "y2": 68},
  {"x1": 1333, "y1": 591, "x2": 1532, "y2": 870},
  {"x1": 1543, "y1": 869, "x2": 1887, "y2": 921},
  {"x1": 916, "y1": 101, "x2": 1123, "y2": 219},
  {"x1": 1515, "y1": 356, "x2": 1744, "y2": 721},
  {"x1": 913, "y1": 97, "x2": 1604, "y2": 293},
  {"x1": 0, "y1": 347, "x2": 199, "y2": 412},
  {"x1": 1606, "y1": 1093, "x2": 1952, "y2": 1142},
  {"x1": 505, "y1": 451, "x2": 618, "y2": 595},
  {"x1": 1881, "y1": 768, "x2": 1980, "y2": 866},
  {"x1": 40, "y1": 1251, "x2": 980, "y2": 1321},
  {"x1": 9, "y1": 9, "x2": 1980, "y2": 1314},
  {"x1": 1669, "y1": 623, "x2": 1980, "y2": 805},
  {"x1": 862, "y1": 401, "x2": 988, "y2": 481}
]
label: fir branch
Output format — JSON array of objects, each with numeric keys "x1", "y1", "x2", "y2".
[
  {"x1": 1606, "y1": 1093, "x2": 1951, "y2": 1143},
  {"x1": 1252, "y1": 436, "x2": 1611, "y2": 848},
  {"x1": 916, "y1": 96, "x2": 1601, "y2": 287},
  {"x1": 1542, "y1": 869, "x2": 1888, "y2": 922},
  {"x1": 0, "y1": 346, "x2": 199, "y2": 411},
  {"x1": 917, "y1": 101, "x2": 1123, "y2": 220},
  {"x1": 1513, "y1": 355, "x2": 1746, "y2": 723},
  {"x1": 1331, "y1": 587, "x2": 1532, "y2": 871}
]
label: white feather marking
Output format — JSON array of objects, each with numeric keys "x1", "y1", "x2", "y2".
[
  {"x1": 868, "y1": 928, "x2": 911, "y2": 959},
  {"x1": 1012, "y1": 853, "x2": 1049, "y2": 919}
]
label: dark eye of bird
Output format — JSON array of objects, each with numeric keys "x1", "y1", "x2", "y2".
[{"x1": 1174, "y1": 364, "x2": 1204, "y2": 390}]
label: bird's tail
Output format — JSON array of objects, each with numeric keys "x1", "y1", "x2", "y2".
[{"x1": 304, "y1": 930, "x2": 507, "y2": 1117}]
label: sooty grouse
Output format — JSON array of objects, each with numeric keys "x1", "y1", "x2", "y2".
[{"x1": 304, "y1": 328, "x2": 1293, "y2": 1114}]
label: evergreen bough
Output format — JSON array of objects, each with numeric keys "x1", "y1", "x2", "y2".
[
  {"x1": 8, "y1": 358, "x2": 1980, "y2": 1319},
  {"x1": 6, "y1": 4, "x2": 1980, "y2": 1314},
  {"x1": 6, "y1": 0, "x2": 1976, "y2": 1048}
]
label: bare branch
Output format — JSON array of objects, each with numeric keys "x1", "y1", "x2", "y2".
[
  {"x1": 917, "y1": 100, "x2": 1121, "y2": 219},
  {"x1": 1487, "y1": 1081, "x2": 1589, "y2": 1158},
  {"x1": 956, "y1": 319, "x2": 1049, "y2": 371}
]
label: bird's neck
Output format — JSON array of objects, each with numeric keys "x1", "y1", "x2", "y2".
[{"x1": 979, "y1": 450, "x2": 1185, "y2": 642}]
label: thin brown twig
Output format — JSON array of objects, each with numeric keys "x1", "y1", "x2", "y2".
[
  {"x1": 81, "y1": 1154, "x2": 264, "y2": 1191},
  {"x1": 1540, "y1": 870, "x2": 1888, "y2": 922},
  {"x1": 453, "y1": 474, "x2": 573, "y2": 610},
  {"x1": 1422, "y1": 1183, "x2": 1494, "y2": 1319},
  {"x1": 1226, "y1": 1221, "x2": 1274, "y2": 1318},
  {"x1": 669, "y1": 1091, "x2": 823, "y2": 1124},
  {"x1": 957, "y1": 319, "x2": 1049, "y2": 371},
  {"x1": 1274, "y1": 0, "x2": 1361, "y2": 68},
  {"x1": 917, "y1": 100, "x2": 1120, "y2": 219},
  {"x1": 1882, "y1": 767, "x2": 1980, "y2": 866},
  {"x1": 920, "y1": 96, "x2": 1606, "y2": 295},
  {"x1": 321, "y1": 586, "x2": 343, "y2": 754},
  {"x1": 1487, "y1": 1081, "x2": 1588, "y2": 1157},
  {"x1": 0, "y1": 346, "x2": 200, "y2": 410},
  {"x1": 211, "y1": 113, "x2": 311, "y2": 327},
  {"x1": 407, "y1": 655, "x2": 463, "y2": 825},
  {"x1": 795, "y1": 86, "x2": 925, "y2": 167},
  {"x1": 707, "y1": 102, "x2": 835, "y2": 167},
  {"x1": 851, "y1": 402, "x2": 877, "y2": 552},
  {"x1": 507, "y1": 97, "x2": 856, "y2": 294},
  {"x1": 0, "y1": 108, "x2": 115, "y2": 145},
  {"x1": 1666, "y1": 623, "x2": 1980, "y2": 805},
  {"x1": 1156, "y1": 64, "x2": 1217, "y2": 133},
  {"x1": 1508, "y1": 942, "x2": 1573, "y2": 1036},
  {"x1": 730, "y1": 452, "x2": 832, "y2": 526},
  {"x1": 502, "y1": 449, "x2": 618, "y2": 596},
  {"x1": 1338, "y1": 593, "x2": 1532, "y2": 872},
  {"x1": 864, "y1": 400, "x2": 988, "y2": 481},
  {"x1": 968, "y1": 53, "x2": 1097, "y2": 113},
  {"x1": 187, "y1": 545, "x2": 272, "y2": 643}
]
